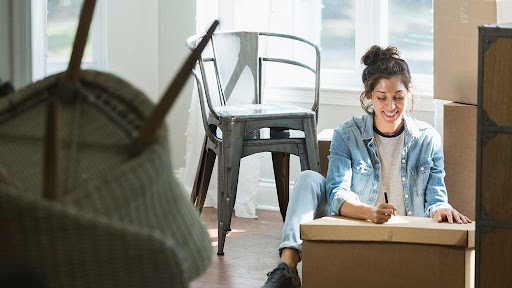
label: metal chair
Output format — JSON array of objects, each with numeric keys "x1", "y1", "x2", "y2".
[{"x1": 187, "y1": 31, "x2": 321, "y2": 255}]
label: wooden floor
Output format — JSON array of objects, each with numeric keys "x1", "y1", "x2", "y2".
[{"x1": 190, "y1": 208, "x2": 302, "y2": 288}]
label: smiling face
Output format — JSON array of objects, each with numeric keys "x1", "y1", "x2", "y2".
[{"x1": 368, "y1": 76, "x2": 409, "y2": 134}]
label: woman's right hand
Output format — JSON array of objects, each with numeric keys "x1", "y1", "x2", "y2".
[{"x1": 368, "y1": 203, "x2": 397, "y2": 224}]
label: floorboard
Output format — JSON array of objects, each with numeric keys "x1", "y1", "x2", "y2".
[{"x1": 190, "y1": 208, "x2": 302, "y2": 288}]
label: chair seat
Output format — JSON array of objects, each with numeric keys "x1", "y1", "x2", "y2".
[{"x1": 214, "y1": 104, "x2": 314, "y2": 118}]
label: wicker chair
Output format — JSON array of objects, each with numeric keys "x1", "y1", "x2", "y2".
[{"x1": 0, "y1": 71, "x2": 212, "y2": 288}]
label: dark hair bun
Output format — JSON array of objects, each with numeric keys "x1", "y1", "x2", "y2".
[{"x1": 361, "y1": 45, "x2": 400, "y2": 66}]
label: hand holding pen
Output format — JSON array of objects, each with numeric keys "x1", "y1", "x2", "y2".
[
  {"x1": 368, "y1": 191, "x2": 398, "y2": 224},
  {"x1": 384, "y1": 191, "x2": 398, "y2": 216}
]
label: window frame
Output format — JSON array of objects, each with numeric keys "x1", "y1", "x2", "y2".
[{"x1": 31, "y1": 0, "x2": 107, "y2": 82}]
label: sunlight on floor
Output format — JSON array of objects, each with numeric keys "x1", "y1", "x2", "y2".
[{"x1": 207, "y1": 228, "x2": 247, "y2": 247}]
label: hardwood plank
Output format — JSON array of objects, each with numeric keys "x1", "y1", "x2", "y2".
[{"x1": 191, "y1": 208, "x2": 302, "y2": 288}]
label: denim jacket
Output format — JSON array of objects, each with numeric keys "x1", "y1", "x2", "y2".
[{"x1": 326, "y1": 113, "x2": 452, "y2": 218}]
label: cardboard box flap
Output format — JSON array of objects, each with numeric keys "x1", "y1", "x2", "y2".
[{"x1": 301, "y1": 216, "x2": 475, "y2": 248}]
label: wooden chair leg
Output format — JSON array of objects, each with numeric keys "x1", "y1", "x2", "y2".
[
  {"x1": 196, "y1": 148, "x2": 216, "y2": 214},
  {"x1": 190, "y1": 137, "x2": 208, "y2": 205},
  {"x1": 272, "y1": 152, "x2": 290, "y2": 222}
]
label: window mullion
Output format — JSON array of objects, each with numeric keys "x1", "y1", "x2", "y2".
[
  {"x1": 31, "y1": 0, "x2": 47, "y2": 81},
  {"x1": 374, "y1": 0, "x2": 388, "y2": 47},
  {"x1": 354, "y1": 0, "x2": 375, "y2": 74},
  {"x1": 94, "y1": 0, "x2": 107, "y2": 69},
  {"x1": 11, "y1": 0, "x2": 32, "y2": 86}
]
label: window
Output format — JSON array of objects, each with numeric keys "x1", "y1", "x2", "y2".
[
  {"x1": 198, "y1": 0, "x2": 433, "y2": 97},
  {"x1": 31, "y1": 0, "x2": 106, "y2": 81},
  {"x1": 387, "y1": 0, "x2": 433, "y2": 76},
  {"x1": 321, "y1": 0, "x2": 355, "y2": 70},
  {"x1": 320, "y1": 0, "x2": 433, "y2": 94}
]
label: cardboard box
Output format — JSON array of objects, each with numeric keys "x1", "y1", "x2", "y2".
[
  {"x1": 318, "y1": 129, "x2": 334, "y2": 177},
  {"x1": 443, "y1": 103, "x2": 477, "y2": 220},
  {"x1": 301, "y1": 216, "x2": 475, "y2": 288},
  {"x1": 434, "y1": 0, "x2": 496, "y2": 105}
]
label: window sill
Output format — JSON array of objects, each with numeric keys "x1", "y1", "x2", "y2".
[{"x1": 265, "y1": 85, "x2": 435, "y2": 112}]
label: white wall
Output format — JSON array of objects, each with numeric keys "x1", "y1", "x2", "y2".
[
  {"x1": 105, "y1": 0, "x2": 195, "y2": 170},
  {"x1": 105, "y1": 1, "x2": 159, "y2": 101},
  {"x1": 157, "y1": 0, "x2": 196, "y2": 170}
]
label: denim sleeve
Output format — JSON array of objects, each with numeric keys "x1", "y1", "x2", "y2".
[
  {"x1": 326, "y1": 130, "x2": 360, "y2": 215},
  {"x1": 424, "y1": 130, "x2": 452, "y2": 217}
]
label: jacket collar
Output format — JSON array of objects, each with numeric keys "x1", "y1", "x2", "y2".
[{"x1": 361, "y1": 113, "x2": 420, "y2": 142}]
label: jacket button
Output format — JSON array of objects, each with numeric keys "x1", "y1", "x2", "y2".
[
  {"x1": 421, "y1": 167, "x2": 424, "y2": 171},
  {"x1": 402, "y1": 159, "x2": 405, "y2": 163},
  {"x1": 405, "y1": 194, "x2": 409, "y2": 198},
  {"x1": 402, "y1": 177, "x2": 406, "y2": 182}
]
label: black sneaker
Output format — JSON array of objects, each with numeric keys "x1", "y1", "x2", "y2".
[{"x1": 261, "y1": 262, "x2": 301, "y2": 288}]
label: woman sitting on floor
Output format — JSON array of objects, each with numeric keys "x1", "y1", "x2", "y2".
[{"x1": 261, "y1": 45, "x2": 472, "y2": 288}]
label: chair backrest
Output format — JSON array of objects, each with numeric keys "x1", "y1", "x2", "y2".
[
  {"x1": 211, "y1": 32, "x2": 259, "y2": 105},
  {"x1": 187, "y1": 31, "x2": 321, "y2": 123}
]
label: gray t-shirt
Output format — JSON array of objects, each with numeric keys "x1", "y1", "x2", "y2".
[{"x1": 374, "y1": 126, "x2": 406, "y2": 216}]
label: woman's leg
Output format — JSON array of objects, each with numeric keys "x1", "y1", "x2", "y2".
[{"x1": 278, "y1": 170, "x2": 329, "y2": 269}]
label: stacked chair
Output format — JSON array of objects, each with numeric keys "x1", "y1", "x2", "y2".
[{"x1": 187, "y1": 31, "x2": 321, "y2": 255}]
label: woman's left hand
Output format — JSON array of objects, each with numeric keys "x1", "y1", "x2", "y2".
[{"x1": 433, "y1": 208, "x2": 472, "y2": 224}]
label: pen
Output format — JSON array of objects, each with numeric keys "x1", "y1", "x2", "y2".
[{"x1": 384, "y1": 191, "x2": 389, "y2": 204}]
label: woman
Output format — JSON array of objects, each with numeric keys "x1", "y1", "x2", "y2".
[{"x1": 261, "y1": 45, "x2": 471, "y2": 288}]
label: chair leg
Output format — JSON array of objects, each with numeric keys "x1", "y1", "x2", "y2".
[
  {"x1": 298, "y1": 144, "x2": 310, "y2": 171},
  {"x1": 272, "y1": 152, "x2": 290, "y2": 222},
  {"x1": 217, "y1": 146, "x2": 227, "y2": 255},
  {"x1": 190, "y1": 137, "x2": 208, "y2": 205},
  {"x1": 303, "y1": 117, "x2": 320, "y2": 172},
  {"x1": 217, "y1": 123, "x2": 245, "y2": 255},
  {"x1": 197, "y1": 148, "x2": 216, "y2": 214},
  {"x1": 222, "y1": 127, "x2": 244, "y2": 233}
]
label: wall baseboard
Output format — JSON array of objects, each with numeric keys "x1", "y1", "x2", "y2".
[
  {"x1": 256, "y1": 178, "x2": 295, "y2": 211},
  {"x1": 255, "y1": 205, "x2": 280, "y2": 212}
]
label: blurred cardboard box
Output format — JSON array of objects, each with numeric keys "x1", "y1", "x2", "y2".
[
  {"x1": 443, "y1": 102, "x2": 477, "y2": 219},
  {"x1": 434, "y1": 0, "x2": 497, "y2": 105},
  {"x1": 434, "y1": 0, "x2": 512, "y2": 105},
  {"x1": 301, "y1": 216, "x2": 475, "y2": 288}
]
